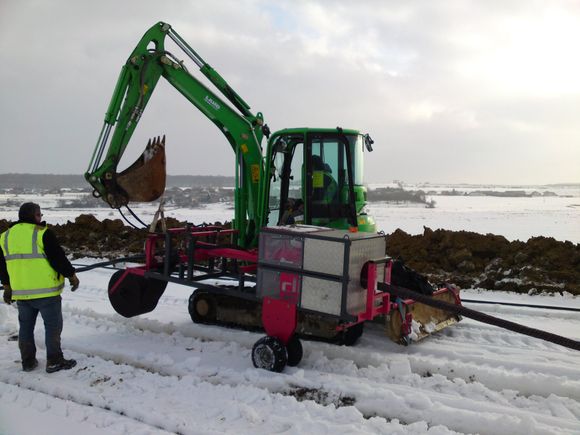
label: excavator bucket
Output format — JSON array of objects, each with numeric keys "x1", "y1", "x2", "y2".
[
  {"x1": 385, "y1": 286, "x2": 462, "y2": 344},
  {"x1": 117, "y1": 136, "x2": 166, "y2": 202}
]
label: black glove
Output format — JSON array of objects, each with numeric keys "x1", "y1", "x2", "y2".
[
  {"x1": 68, "y1": 274, "x2": 80, "y2": 292},
  {"x1": 3, "y1": 285, "x2": 12, "y2": 304}
]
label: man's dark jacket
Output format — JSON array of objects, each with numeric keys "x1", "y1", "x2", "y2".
[{"x1": 0, "y1": 218, "x2": 75, "y2": 286}]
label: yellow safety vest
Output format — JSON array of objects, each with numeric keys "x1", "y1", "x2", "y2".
[
  {"x1": 0, "y1": 223, "x2": 64, "y2": 300},
  {"x1": 313, "y1": 170, "x2": 338, "y2": 203}
]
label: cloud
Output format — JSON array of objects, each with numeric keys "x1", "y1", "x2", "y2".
[{"x1": 0, "y1": 0, "x2": 578, "y2": 184}]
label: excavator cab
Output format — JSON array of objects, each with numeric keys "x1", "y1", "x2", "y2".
[{"x1": 266, "y1": 128, "x2": 375, "y2": 232}]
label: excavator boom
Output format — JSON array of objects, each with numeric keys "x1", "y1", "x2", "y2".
[{"x1": 85, "y1": 22, "x2": 266, "y2": 247}]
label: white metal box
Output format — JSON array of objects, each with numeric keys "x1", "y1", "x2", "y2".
[{"x1": 257, "y1": 226, "x2": 386, "y2": 319}]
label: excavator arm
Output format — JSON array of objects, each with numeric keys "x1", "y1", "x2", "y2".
[{"x1": 86, "y1": 22, "x2": 267, "y2": 247}]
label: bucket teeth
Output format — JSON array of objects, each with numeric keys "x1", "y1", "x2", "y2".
[{"x1": 148, "y1": 135, "x2": 165, "y2": 148}]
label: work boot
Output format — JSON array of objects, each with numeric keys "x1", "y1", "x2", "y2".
[
  {"x1": 22, "y1": 358, "x2": 39, "y2": 372},
  {"x1": 46, "y1": 357, "x2": 77, "y2": 373}
]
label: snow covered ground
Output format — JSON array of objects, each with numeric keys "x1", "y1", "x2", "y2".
[
  {"x1": 0, "y1": 188, "x2": 579, "y2": 434},
  {"x1": 1, "y1": 267, "x2": 579, "y2": 435},
  {"x1": 368, "y1": 195, "x2": 580, "y2": 244}
]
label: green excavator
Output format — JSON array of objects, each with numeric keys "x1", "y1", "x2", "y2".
[{"x1": 86, "y1": 22, "x2": 461, "y2": 371}]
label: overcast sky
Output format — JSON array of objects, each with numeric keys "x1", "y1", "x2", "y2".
[{"x1": 1, "y1": 0, "x2": 579, "y2": 184}]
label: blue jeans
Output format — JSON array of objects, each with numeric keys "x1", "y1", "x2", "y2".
[{"x1": 17, "y1": 296, "x2": 63, "y2": 363}]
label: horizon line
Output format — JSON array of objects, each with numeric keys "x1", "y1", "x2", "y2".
[{"x1": 0, "y1": 173, "x2": 578, "y2": 187}]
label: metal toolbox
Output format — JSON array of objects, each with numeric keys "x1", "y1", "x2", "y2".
[{"x1": 257, "y1": 226, "x2": 386, "y2": 319}]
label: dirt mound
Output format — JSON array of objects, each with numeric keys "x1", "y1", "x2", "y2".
[
  {"x1": 1, "y1": 217, "x2": 578, "y2": 295},
  {"x1": 0, "y1": 214, "x2": 232, "y2": 258},
  {"x1": 0, "y1": 215, "x2": 147, "y2": 258},
  {"x1": 387, "y1": 227, "x2": 580, "y2": 295}
]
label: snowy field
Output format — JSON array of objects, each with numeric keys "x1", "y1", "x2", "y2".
[
  {"x1": 1, "y1": 183, "x2": 579, "y2": 243},
  {"x1": 0, "y1": 188, "x2": 579, "y2": 434},
  {"x1": 1, "y1": 270, "x2": 579, "y2": 435}
]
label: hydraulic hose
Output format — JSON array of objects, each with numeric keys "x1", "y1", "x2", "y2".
[
  {"x1": 73, "y1": 255, "x2": 145, "y2": 273},
  {"x1": 461, "y1": 298, "x2": 580, "y2": 313}
]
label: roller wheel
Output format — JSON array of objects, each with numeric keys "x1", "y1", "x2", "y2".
[
  {"x1": 188, "y1": 292, "x2": 216, "y2": 324},
  {"x1": 286, "y1": 335, "x2": 303, "y2": 367},
  {"x1": 335, "y1": 322, "x2": 365, "y2": 346},
  {"x1": 252, "y1": 336, "x2": 287, "y2": 372}
]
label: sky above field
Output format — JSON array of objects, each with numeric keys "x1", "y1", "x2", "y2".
[{"x1": 1, "y1": 0, "x2": 579, "y2": 184}]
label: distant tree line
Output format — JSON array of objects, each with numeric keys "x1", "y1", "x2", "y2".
[
  {"x1": 0, "y1": 174, "x2": 235, "y2": 190},
  {"x1": 366, "y1": 187, "x2": 432, "y2": 205},
  {"x1": 431, "y1": 189, "x2": 558, "y2": 197}
]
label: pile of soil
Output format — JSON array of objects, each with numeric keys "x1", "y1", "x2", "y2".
[
  {"x1": 1, "y1": 216, "x2": 578, "y2": 295},
  {"x1": 387, "y1": 227, "x2": 580, "y2": 296}
]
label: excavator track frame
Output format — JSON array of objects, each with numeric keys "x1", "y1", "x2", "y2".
[
  {"x1": 106, "y1": 224, "x2": 460, "y2": 350},
  {"x1": 107, "y1": 224, "x2": 374, "y2": 344}
]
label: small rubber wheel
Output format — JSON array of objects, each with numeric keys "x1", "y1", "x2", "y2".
[
  {"x1": 188, "y1": 292, "x2": 216, "y2": 324},
  {"x1": 336, "y1": 322, "x2": 365, "y2": 346},
  {"x1": 286, "y1": 335, "x2": 303, "y2": 367},
  {"x1": 252, "y1": 336, "x2": 287, "y2": 372}
]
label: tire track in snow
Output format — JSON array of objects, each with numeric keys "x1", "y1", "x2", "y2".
[
  {"x1": 79, "y1": 267, "x2": 579, "y2": 362},
  {"x1": 4, "y1": 330, "x2": 575, "y2": 435},
  {"x1": 26, "y1": 277, "x2": 578, "y2": 435},
  {"x1": 314, "y1": 323, "x2": 580, "y2": 402},
  {"x1": 63, "y1": 292, "x2": 578, "y2": 384},
  {"x1": 71, "y1": 282, "x2": 579, "y2": 377},
  {"x1": 0, "y1": 339, "x2": 430, "y2": 435},
  {"x1": 3, "y1": 342, "x2": 577, "y2": 435},
  {"x1": 0, "y1": 359, "x2": 239, "y2": 435},
  {"x1": 399, "y1": 321, "x2": 580, "y2": 399},
  {"x1": 64, "y1": 304, "x2": 580, "y2": 391},
  {"x1": 298, "y1": 344, "x2": 580, "y2": 432},
  {"x1": 62, "y1": 305, "x2": 580, "y2": 401},
  {"x1": 431, "y1": 321, "x2": 575, "y2": 354},
  {"x1": 50, "y1": 307, "x2": 580, "y2": 434},
  {"x1": 0, "y1": 380, "x2": 176, "y2": 435},
  {"x1": 293, "y1": 362, "x2": 580, "y2": 435}
]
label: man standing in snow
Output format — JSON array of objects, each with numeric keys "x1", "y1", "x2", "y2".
[{"x1": 0, "y1": 202, "x2": 79, "y2": 373}]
